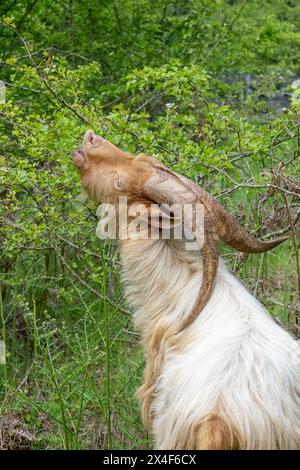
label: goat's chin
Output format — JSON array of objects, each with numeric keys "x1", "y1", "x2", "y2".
[{"x1": 120, "y1": 237, "x2": 300, "y2": 450}]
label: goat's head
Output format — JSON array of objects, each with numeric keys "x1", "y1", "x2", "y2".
[
  {"x1": 72, "y1": 130, "x2": 288, "y2": 332},
  {"x1": 72, "y1": 130, "x2": 150, "y2": 205}
]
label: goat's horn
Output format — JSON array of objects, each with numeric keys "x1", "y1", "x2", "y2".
[
  {"x1": 174, "y1": 172, "x2": 288, "y2": 253},
  {"x1": 143, "y1": 166, "x2": 220, "y2": 333},
  {"x1": 142, "y1": 162, "x2": 288, "y2": 332},
  {"x1": 178, "y1": 219, "x2": 219, "y2": 332}
]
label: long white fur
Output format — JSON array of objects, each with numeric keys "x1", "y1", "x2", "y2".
[{"x1": 120, "y1": 236, "x2": 300, "y2": 449}]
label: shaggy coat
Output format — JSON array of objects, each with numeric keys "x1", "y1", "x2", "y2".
[
  {"x1": 121, "y1": 236, "x2": 300, "y2": 449},
  {"x1": 72, "y1": 130, "x2": 300, "y2": 450}
]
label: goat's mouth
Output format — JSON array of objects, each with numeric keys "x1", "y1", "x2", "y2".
[
  {"x1": 72, "y1": 145, "x2": 87, "y2": 168},
  {"x1": 72, "y1": 129, "x2": 107, "y2": 169},
  {"x1": 77, "y1": 146, "x2": 85, "y2": 156}
]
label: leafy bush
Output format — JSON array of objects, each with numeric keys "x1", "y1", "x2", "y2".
[{"x1": 0, "y1": 0, "x2": 299, "y2": 449}]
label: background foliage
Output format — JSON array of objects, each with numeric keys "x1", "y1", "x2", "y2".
[{"x1": 0, "y1": 0, "x2": 299, "y2": 449}]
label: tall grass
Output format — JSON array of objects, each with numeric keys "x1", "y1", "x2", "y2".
[
  {"x1": 0, "y1": 249, "x2": 296, "y2": 448},
  {"x1": 0, "y1": 233, "x2": 150, "y2": 448}
]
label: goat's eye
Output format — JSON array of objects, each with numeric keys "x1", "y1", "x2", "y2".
[{"x1": 114, "y1": 174, "x2": 122, "y2": 190}]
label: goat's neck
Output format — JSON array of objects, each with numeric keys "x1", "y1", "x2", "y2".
[
  {"x1": 120, "y1": 236, "x2": 267, "y2": 338},
  {"x1": 120, "y1": 238, "x2": 204, "y2": 337},
  {"x1": 119, "y1": 237, "x2": 276, "y2": 427}
]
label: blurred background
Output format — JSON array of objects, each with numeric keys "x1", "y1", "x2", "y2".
[{"x1": 0, "y1": 0, "x2": 299, "y2": 449}]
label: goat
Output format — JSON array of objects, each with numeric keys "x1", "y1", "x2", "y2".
[{"x1": 72, "y1": 130, "x2": 300, "y2": 450}]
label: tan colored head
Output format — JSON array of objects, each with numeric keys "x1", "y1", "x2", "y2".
[
  {"x1": 72, "y1": 130, "x2": 154, "y2": 204},
  {"x1": 72, "y1": 130, "x2": 288, "y2": 332}
]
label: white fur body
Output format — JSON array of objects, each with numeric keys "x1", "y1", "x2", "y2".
[{"x1": 120, "y1": 237, "x2": 300, "y2": 450}]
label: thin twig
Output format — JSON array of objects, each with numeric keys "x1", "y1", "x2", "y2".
[{"x1": 0, "y1": 22, "x2": 91, "y2": 125}]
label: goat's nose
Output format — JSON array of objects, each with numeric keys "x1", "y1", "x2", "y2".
[
  {"x1": 84, "y1": 129, "x2": 95, "y2": 144},
  {"x1": 84, "y1": 129, "x2": 105, "y2": 145}
]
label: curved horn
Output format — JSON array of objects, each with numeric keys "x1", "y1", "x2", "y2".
[
  {"x1": 177, "y1": 217, "x2": 219, "y2": 332},
  {"x1": 174, "y1": 172, "x2": 288, "y2": 253},
  {"x1": 143, "y1": 166, "x2": 220, "y2": 333},
  {"x1": 141, "y1": 161, "x2": 288, "y2": 333}
]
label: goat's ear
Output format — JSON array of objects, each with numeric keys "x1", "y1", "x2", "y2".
[
  {"x1": 129, "y1": 202, "x2": 180, "y2": 230},
  {"x1": 114, "y1": 173, "x2": 123, "y2": 191}
]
